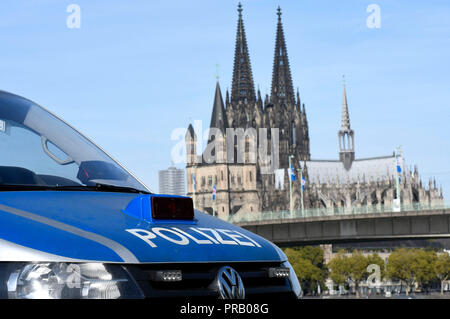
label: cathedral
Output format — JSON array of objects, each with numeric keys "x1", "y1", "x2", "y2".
[{"x1": 185, "y1": 4, "x2": 443, "y2": 219}]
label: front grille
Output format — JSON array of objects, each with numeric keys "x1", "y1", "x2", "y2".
[{"x1": 125, "y1": 262, "x2": 295, "y2": 299}]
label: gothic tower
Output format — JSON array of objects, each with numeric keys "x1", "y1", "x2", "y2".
[
  {"x1": 268, "y1": 6, "x2": 310, "y2": 168},
  {"x1": 227, "y1": 3, "x2": 260, "y2": 130},
  {"x1": 186, "y1": 4, "x2": 312, "y2": 216},
  {"x1": 231, "y1": 3, "x2": 255, "y2": 104},
  {"x1": 271, "y1": 7, "x2": 295, "y2": 107}
]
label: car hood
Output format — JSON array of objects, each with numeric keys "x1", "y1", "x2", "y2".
[{"x1": 0, "y1": 191, "x2": 286, "y2": 263}]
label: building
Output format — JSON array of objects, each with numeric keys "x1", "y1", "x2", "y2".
[
  {"x1": 185, "y1": 4, "x2": 443, "y2": 219},
  {"x1": 158, "y1": 166, "x2": 185, "y2": 196},
  {"x1": 301, "y1": 81, "x2": 443, "y2": 209}
]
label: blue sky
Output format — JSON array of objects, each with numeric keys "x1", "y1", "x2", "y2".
[{"x1": 0, "y1": 0, "x2": 449, "y2": 198}]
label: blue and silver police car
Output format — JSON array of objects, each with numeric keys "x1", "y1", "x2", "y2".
[{"x1": 0, "y1": 90, "x2": 301, "y2": 299}]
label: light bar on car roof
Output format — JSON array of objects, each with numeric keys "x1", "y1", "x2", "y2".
[{"x1": 151, "y1": 196, "x2": 194, "y2": 220}]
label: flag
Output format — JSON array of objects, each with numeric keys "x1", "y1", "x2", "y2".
[
  {"x1": 290, "y1": 165, "x2": 296, "y2": 181},
  {"x1": 192, "y1": 173, "x2": 197, "y2": 191},
  {"x1": 212, "y1": 185, "x2": 216, "y2": 200},
  {"x1": 301, "y1": 175, "x2": 306, "y2": 191},
  {"x1": 396, "y1": 158, "x2": 402, "y2": 183}
]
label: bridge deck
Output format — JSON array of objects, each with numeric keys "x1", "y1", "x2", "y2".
[{"x1": 236, "y1": 208, "x2": 450, "y2": 245}]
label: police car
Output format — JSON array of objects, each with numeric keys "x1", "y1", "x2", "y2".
[{"x1": 0, "y1": 90, "x2": 301, "y2": 299}]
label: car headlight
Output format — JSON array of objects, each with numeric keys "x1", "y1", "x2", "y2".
[
  {"x1": 4, "y1": 263, "x2": 143, "y2": 299},
  {"x1": 282, "y1": 261, "x2": 302, "y2": 299}
]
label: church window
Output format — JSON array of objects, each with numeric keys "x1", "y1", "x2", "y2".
[
  {"x1": 221, "y1": 171, "x2": 224, "y2": 181},
  {"x1": 250, "y1": 206, "x2": 253, "y2": 212},
  {"x1": 214, "y1": 175, "x2": 217, "y2": 185},
  {"x1": 208, "y1": 176, "x2": 212, "y2": 186},
  {"x1": 240, "y1": 90, "x2": 246, "y2": 96},
  {"x1": 201, "y1": 176, "x2": 205, "y2": 187},
  {"x1": 249, "y1": 171, "x2": 253, "y2": 182},
  {"x1": 292, "y1": 124, "x2": 296, "y2": 145},
  {"x1": 237, "y1": 176, "x2": 242, "y2": 185},
  {"x1": 279, "y1": 60, "x2": 284, "y2": 65}
]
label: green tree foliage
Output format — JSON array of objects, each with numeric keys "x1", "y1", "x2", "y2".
[
  {"x1": 328, "y1": 250, "x2": 382, "y2": 298},
  {"x1": 283, "y1": 246, "x2": 327, "y2": 295},
  {"x1": 387, "y1": 248, "x2": 416, "y2": 295},
  {"x1": 387, "y1": 248, "x2": 438, "y2": 295},
  {"x1": 327, "y1": 250, "x2": 349, "y2": 286},
  {"x1": 347, "y1": 252, "x2": 369, "y2": 298},
  {"x1": 413, "y1": 249, "x2": 437, "y2": 291},
  {"x1": 435, "y1": 253, "x2": 450, "y2": 295},
  {"x1": 297, "y1": 246, "x2": 325, "y2": 268}
]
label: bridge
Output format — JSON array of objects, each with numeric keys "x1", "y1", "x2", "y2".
[{"x1": 226, "y1": 202, "x2": 450, "y2": 246}]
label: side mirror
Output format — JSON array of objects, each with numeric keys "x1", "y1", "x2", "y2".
[{"x1": 77, "y1": 161, "x2": 128, "y2": 184}]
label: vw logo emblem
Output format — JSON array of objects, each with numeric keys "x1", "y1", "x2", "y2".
[{"x1": 215, "y1": 266, "x2": 245, "y2": 299}]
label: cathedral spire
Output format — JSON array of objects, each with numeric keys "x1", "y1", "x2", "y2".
[
  {"x1": 296, "y1": 88, "x2": 302, "y2": 113},
  {"x1": 231, "y1": 3, "x2": 256, "y2": 103},
  {"x1": 341, "y1": 77, "x2": 351, "y2": 131},
  {"x1": 209, "y1": 81, "x2": 228, "y2": 133},
  {"x1": 257, "y1": 87, "x2": 263, "y2": 111},
  {"x1": 338, "y1": 77, "x2": 355, "y2": 170},
  {"x1": 270, "y1": 6, "x2": 295, "y2": 106}
]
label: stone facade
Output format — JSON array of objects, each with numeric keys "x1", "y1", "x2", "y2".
[
  {"x1": 301, "y1": 82, "x2": 443, "y2": 209},
  {"x1": 185, "y1": 4, "x2": 443, "y2": 219}
]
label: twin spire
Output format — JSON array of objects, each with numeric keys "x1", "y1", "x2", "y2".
[
  {"x1": 230, "y1": 3, "x2": 256, "y2": 103},
  {"x1": 231, "y1": 4, "x2": 294, "y2": 105},
  {"x1": 270, "y1": 6, "x2": 295, "y2": 105}
]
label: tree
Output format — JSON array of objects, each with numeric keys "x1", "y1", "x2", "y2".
[
  {"x1": 328, "y1": 250, "x2": 374, "y2": 298},
  {"x1": 412, "y1": 249, "x2": 437, "y2": 292},
  {"x1": 327, "y1": 251, "x2": 350, "y2": 294},
  {"x1": 387, "y1": 248, "x2": 416, "y2": 295},
  {"x1": 435, "y1": 252, "x2": 450, "y2": 295},
  {"x1": 346, "y1": 252, "x2": 370, "y2": 298},
  {"x1": 283, "y1": 246, "x2": 327, "y2": 295},
  {"x1": 387, "y1": 248, "x2": 436, "y2": 295},
  {"x1": 297, "y1": 246, "x2": 325, "y2": 268}
]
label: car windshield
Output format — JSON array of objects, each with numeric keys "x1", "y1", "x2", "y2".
[{"x1": 0, "y1": 91, "x2": 149, "y2": 193}]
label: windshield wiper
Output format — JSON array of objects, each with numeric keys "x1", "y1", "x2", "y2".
[
  {"x1": 91, "y1": 183, "x2": 150, "y2": 194},
  {"x1": 0, "y1": 184, "x2": 150, "y2": 194},
  {"x1": 0, "y1": 185, "x2": 64, "y2": 191}
]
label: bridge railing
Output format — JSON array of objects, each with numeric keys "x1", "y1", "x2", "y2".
[{"x1": 227, "y1": 200, "x2": 450, "y2": 224}]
